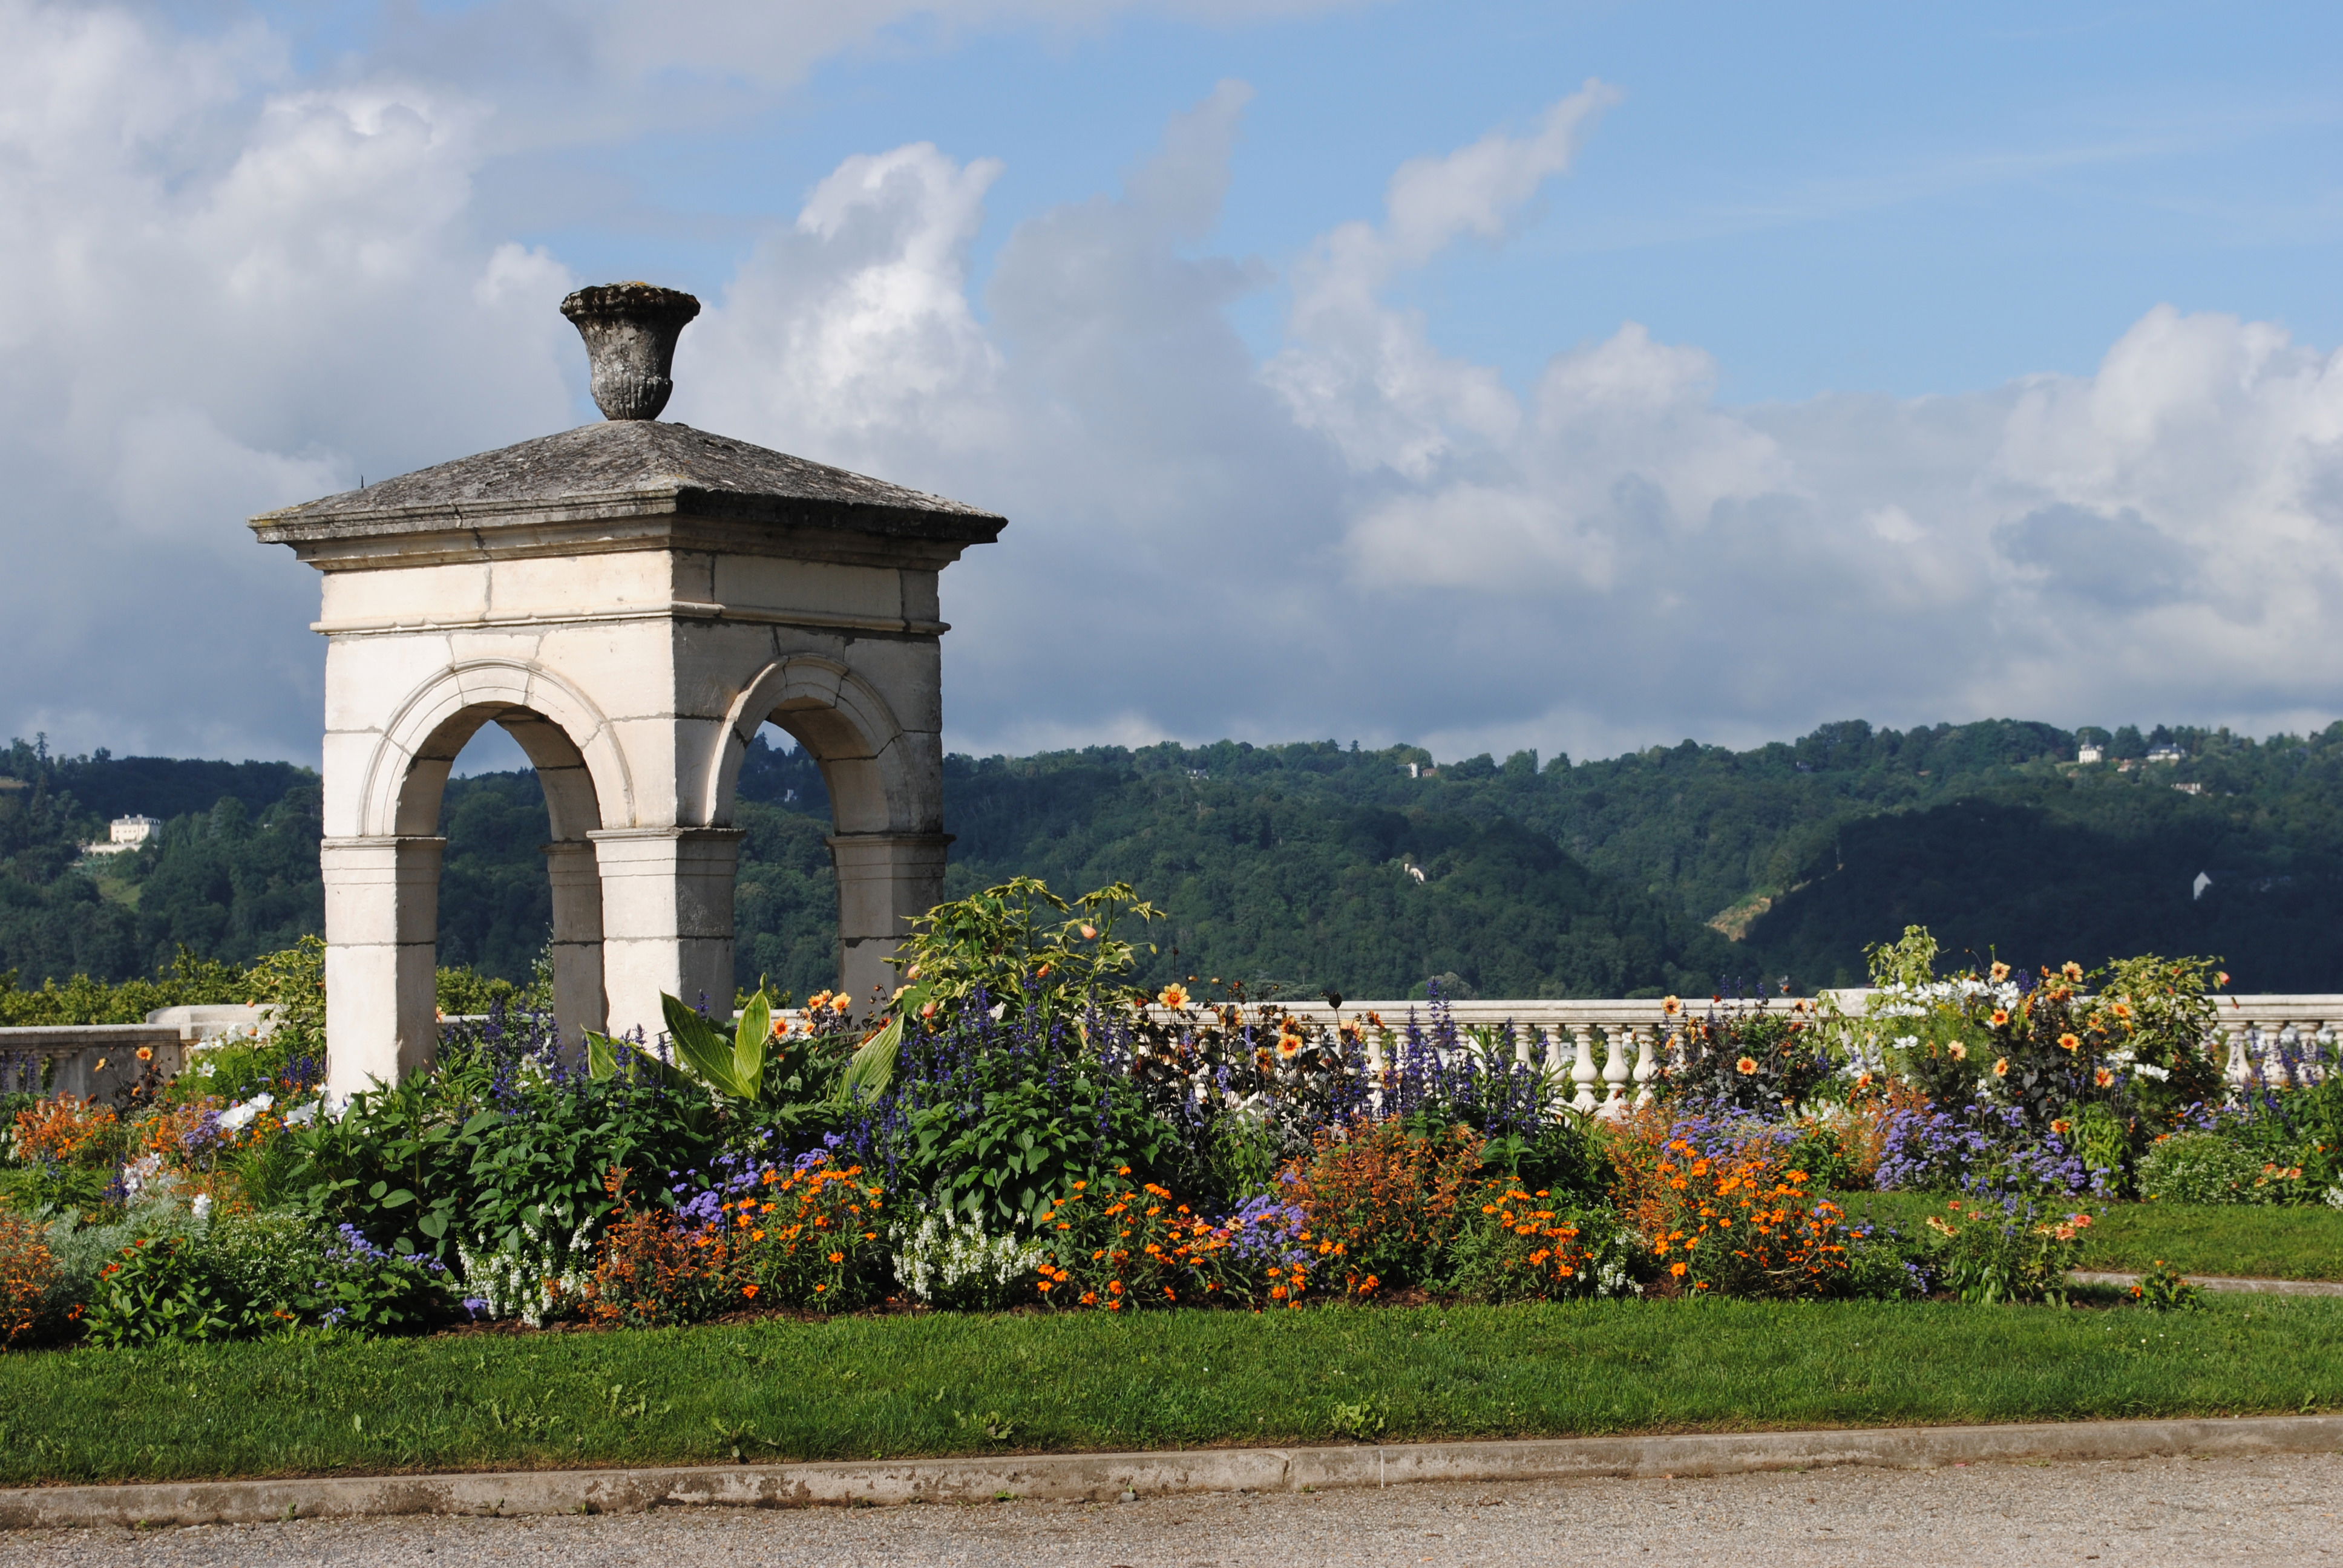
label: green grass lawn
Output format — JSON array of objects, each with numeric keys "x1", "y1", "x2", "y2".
[
  {"x1": 1832, "y1": 1193, "x2": 2343, "y2": 1281},
  {"x1": 4, "y1": 1296, "x2": 2340, "y2": 1487}
]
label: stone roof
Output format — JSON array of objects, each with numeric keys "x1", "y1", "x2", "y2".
[{"x1": 251, "y1": 420, "x2": 1004, "y2": 544}]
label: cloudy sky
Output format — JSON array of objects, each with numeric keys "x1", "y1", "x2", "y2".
[{"x1": 7, "y1": 1, "x2": 2343, "y2": 770}]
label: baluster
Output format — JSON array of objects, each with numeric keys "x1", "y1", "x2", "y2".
[
  {"x1": 2221, "y1": 1020, "x2": 2252, "y2": 1100},
  {"x1": 1599, "y1": 1027, "x2": 1631, "y2": 1119},
  {"x1": 1630, "y1": 1025, "x2": 1657, "y2": 1107},
  {"x1": 1570, "y1": 1025, "x2": 1600, "y2": 1114}
]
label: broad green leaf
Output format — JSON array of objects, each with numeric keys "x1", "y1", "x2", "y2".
[
  {"x1": 661, "y1": 991, "x2": 741, "y2": 1098},
  {"x1": 837, "y1": 1014, "x2": 904, "y2": 1105},
  {"x1": 733, "y1": 990, "x2": 772, "y2": 1100}
]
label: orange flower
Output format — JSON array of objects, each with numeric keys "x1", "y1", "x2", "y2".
[
  {"x1": 1663, "y1": 995, "x2": 1682, "y2": 1016},
  {"x1": 1993, "y1": 1057, "x2": 2010, "y2": 1077},
  {"x1": 135, "y1": 1046, "x2": 154, "y2": 1062},
  {"x1": 1159, "y1": 983, "x2": 1190, "y2": 1008},
  {"x1": 2062, "y1": 961, "x2": 2085, "y2": 982},
  {"x1": 2058, "y1": 1033, "x2": 2081, "y2": 1053},
  {"x1": 1080, "y1": 924, "x2": 1098, "y2": 939},
  {"x1": 1947, "y1": 1042, "x2": 1967, "y2": 1060},
  {"x1": 1990, "y1": 1008, "x2": 2010, "y2": 1028},
  {"x1": 2095, "y1": 1067, "x2": 2115, "y2": 1087},
  {"x1": 1735, "y1": 1056, "x2": 1758, "y2": 1076},
  {"x1": 1990, "y1": 961, "x2": 2011, "y2": 982},
  {"x1": 830, "y1": 993, "x2": 852, "y2": 1014}
]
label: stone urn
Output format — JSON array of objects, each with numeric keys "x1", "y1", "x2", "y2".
[{"x1": 559, "y1": 282, "x2": 702, "y2": 420}]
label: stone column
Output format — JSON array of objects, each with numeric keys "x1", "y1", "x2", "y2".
[
  {"x1": 591, "y1": 826, "x2": 744, "y2": 1040},
  {"x1": 828, "y1": 831, "x2": 951, "y2": 1010},
  {"x1": 321, "y1": 835, "x2": 444, "y2": 1098},
  {"x1": 541, "y1": 840, "x2": 607, "y2": 1049}
]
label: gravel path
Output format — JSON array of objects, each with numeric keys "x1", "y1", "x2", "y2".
[{"x1": 5, "y1": 1451, "x2": 2338, "y2": 1567}]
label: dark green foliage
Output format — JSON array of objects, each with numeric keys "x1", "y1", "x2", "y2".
[
  {"x1": 78, "y1": 1236, "x2": 240, "y2": 1348},
  {"x1": 1656, "y1": 1008, "x2": 1837, "y2": 1113},
  {"x1": 287, "y1": 1064, "x2": 722, "y2": 1264},
  {"x1": 17, "y1": 711, "x2": 2343, "y2": 999},
  {"x1": 896, "y1": 1067, "x2": 1179, "y2": 1230}
]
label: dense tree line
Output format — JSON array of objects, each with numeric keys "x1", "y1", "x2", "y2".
[{"x1": 7, "y1": 714, "x2": 2342, "y2": 1001}]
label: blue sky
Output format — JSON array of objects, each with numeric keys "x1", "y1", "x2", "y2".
[{"x1": 5, "y1": 0, "x2": 2343, "y2": 768}]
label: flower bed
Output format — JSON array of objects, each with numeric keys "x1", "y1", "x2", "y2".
[{"x1": 1, "y1": 896, "x2": 2327, "y2": 1350}]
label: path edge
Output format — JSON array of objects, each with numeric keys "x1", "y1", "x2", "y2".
[{"x1": 5, "y1": 1414, "x2": 2340, "y2": 1530}]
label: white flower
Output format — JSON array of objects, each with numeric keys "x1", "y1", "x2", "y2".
[
  {"x1": 191, "y1": 1194, "x2": 213, "y2": 1222},
  {"x1": 217, "y1": 1092, "x2": 275, "y2": 1133},
  {"x1": 2135, "y1": 1063, "x2": 2171, "y2": 1082},
  {"x1": 282, "y1": 1102, "x2": 320, "y2": 1128}
]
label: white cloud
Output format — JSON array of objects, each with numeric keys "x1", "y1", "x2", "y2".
[{"x1": 8, "y1": 5, "x2": 2343, "y2": 777}]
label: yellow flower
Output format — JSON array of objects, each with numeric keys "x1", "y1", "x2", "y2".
[
  {"x1": 1990, "y1": 961, "x2": 2010, "y2": 982},
  {"x1": 830, "y1": 993, "x2": 852, "y2": 1014},
  {"x1": 2062, "y1": 961, "x2": 2084, "y2": 982},
  {"x1": 1735, "y1": 1056, "x2": 1758, "y2": 1076},
  {"x1": 1993, "y1": 1057, "x2": 2010, "y2": 1077},
  {"x1": 1663, "y1": 995, "x2": 1682, "y2": 1016},
  {"x1": 2095, "y1": 1067, "x2": 2115, "y2": 1087},
  {"x1": 1159, "y1": 983, "x2": 1190, "y2": 1008},
  {"x1": 1947, "y1": 1042, "x2": 1968, "y2": 1060},
  {"x1": 2057, "y1": 1033, "x2": 2080, "y2": 1053},
  {"x1": 1990, "y1": 1008, "x2": 2010, "y2": 1028}
]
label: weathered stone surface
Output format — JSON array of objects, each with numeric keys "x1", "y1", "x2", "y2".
[
  {"x1": 252, "y1": 286, "x2": 1001, "y2": 1094},
  {"x1": 252, "y1": 420, "x2": 1004, "y2": 543},
  {"x1": 4, "y1": 1416, "x2": 2340, "y2": 1529},
  {"x1": 560, "y1": 283, "x2": 700, "y2": 422}
]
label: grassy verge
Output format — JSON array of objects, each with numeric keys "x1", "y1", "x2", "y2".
[
  {"x1": 4, "y1": 1296, "x2": 2341, "y2": 1486},
  {"x1": 1833, "y1": 1192, "x2": 2343, "y2": 1281}
]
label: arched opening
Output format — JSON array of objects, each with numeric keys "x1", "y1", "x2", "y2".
[
  {"x1": 731, "y1": 723, "x2": 837, "y2": 1001},
  {"x1": 387, "y1": 700, "x2": 607, "y2": 1047},
  {"x1": 703, "y1": 656, "x2": 950, "y2": 1010}
]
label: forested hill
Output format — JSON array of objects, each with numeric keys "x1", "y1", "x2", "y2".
[{"x1": 7, "y1": 716, "x2": 2343, "y2": 999}]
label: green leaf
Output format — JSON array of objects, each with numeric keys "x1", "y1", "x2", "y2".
[
  {"x1": 585, "y1": 1033, "x2": 620, "y2": 1080},
  {"x1": 837, "y1": 1014, "x2": 904, "y2": 1105},
  {"x1": 733, "y1": 990, "x2": 773, "y2": 1096},
  {"x1": 662, "y1": 991, "x2": 747, "y2": 1099}
]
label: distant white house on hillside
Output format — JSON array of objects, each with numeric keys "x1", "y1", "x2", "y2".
[
  {"x1": 2076, "y1": 743, "x2": 2104, "y2": 764},
  {"x1": 2146, "y1": 743, "x2": 2187, "y2": 764},
  {"x1": 82, "y1": 815, "x2": 160, "y2": 857}
]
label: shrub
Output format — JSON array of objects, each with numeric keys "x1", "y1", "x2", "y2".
[
  {"x1": 1636, "y1": 1137, "x2": 1857, "y2": 1299},
  {"x1": 0, "y1": 1210, "x2": 56, "y2": 1347},
  {"x1": 10, "y1": 1098, "x2": 118, "y2": 1165},
  {"x1": 583, "y1": 1167, "x2": 738, "y2": 1328},
  {"x1": 80, "y1": 1235, "x2": 240, "y2": 1347},
  {"x1": 1657, "y1": 1001, "x2": 1837, "y2": 1114},
  {"x1": 301, "y1": 1224, "x2": 454, "y2": 1333},
  {"x1": 682, "y1": 1146, "x2": 897, "y2": 1312},
  {"x1": 1283, "y1": 1116, "x2": 1484, "y2": 1294},
  {"x1": 2129, "y1": 1258, "x2": 2203, "y2": 1312},
  {"x1": 1030, "y1": 1169, "x2": 1314, "y2": 1310},
  {"x1": 1444, "y1": 1184, "x2": 1631, "y2": 1302},
  {"x1": 2137, "y1": 1132, "x2": 2272, "y2": 1204},
  {"x1": 1915, "y1": 1197, "x2": 2092, "y2": 1305},
  {"x1": 891, "y1": 1207, "x2": 1045, "y2": 1310},
  {"x1": 455, "y1": 1210, "x2": 595, "y2": 1327}
]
